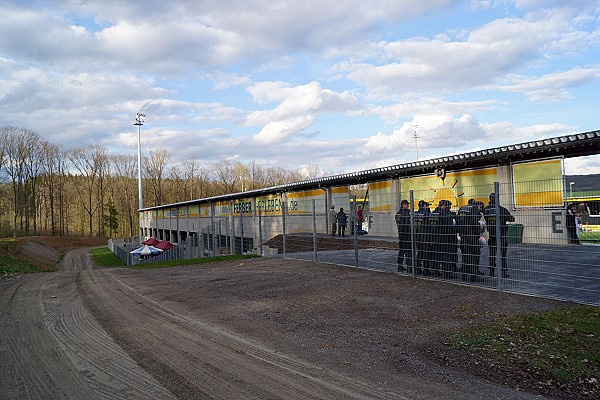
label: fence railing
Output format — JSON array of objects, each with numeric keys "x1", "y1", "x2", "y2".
[{"x1": 115, "y1": 179, "x2": 600, "y2": 305}]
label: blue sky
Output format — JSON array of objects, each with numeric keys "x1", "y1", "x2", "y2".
[{"x1": 0, "y1": 0, "x2": 599, "y2": 176}]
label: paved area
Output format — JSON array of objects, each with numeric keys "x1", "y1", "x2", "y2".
[{"x1": 278, "y1": 237, "x2": 600, "y2": 306}]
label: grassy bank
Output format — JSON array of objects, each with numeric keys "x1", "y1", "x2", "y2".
[
  {"x1": 91, "y1": 247, "x2": 125, "y2": 267},
  {"x1": 91, "y1": 246, "x2": 258, "y2": 269},
  {"x1": 0, "y1": 238, "x2": 53, "y2": 274},
  {"x1": 0, "y1": 253, "x2": 40, "y2": 275},
  {"x1": 451, "y1": 305, "x2": 600, "y2": 397}
]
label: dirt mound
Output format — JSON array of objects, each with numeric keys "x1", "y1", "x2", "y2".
[
  {"x1": 264, "y1": 234, "x2": 397, "y2": 253},
  {"x1": 3, "y1": 236, "x2": 107, "y2": 271},
  {"x1": 21, "y1": 241, "x2": 61, "y2": 268}
]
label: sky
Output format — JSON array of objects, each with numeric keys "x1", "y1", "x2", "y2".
[{"x1": 1, "y1": 0, "x2": 599, "y2": 177}]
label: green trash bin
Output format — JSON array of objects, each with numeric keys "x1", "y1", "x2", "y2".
[{"x1": 507, "y1": 223, "x2": 524, "y2": 245}]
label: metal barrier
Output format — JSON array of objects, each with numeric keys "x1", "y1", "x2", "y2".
[
  {"x1": 114, "y1": 178, "x2": 600, "y2": 305},
  {"x1": 269, "y1": 181, "x2": 600, "y2": 306}
]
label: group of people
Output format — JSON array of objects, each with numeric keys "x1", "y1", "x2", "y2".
[
  {"x1": 395, "y1": 193, "x2": 515, "y2": 281},
  {"x1": 329, "y1": 205, "x2": 365, "y2": 237}
]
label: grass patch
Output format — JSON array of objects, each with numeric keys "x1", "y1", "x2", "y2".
[
  {"x1": 580, "y1": 231, "x2": 600, "y2": 243},
  {"x1": 451, "y1": 305, "x2": 600, "y2": 390},
  {"x1": 128, "y1": 254, "x2": 259, "y2": 270},
  {"x1": 0, "y1": 254, "x2": 41, "y2": 275},
  {"x1": 0, "y1": 237, "x2": 56, "y2": 274},
  {"x1": 91, "y1": 247, "x2": 125, "y2": 267}
]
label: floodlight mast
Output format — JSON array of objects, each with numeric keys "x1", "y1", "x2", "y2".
[
  {"x1": 134, "y1": 113, "x2": 146, "y2": 211},
  {"x1": 411, "y1": 124, "x2": 420, "y2": 161}
]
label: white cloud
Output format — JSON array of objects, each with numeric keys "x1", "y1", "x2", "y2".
[
  {"x1": 564, "y1": 154, "x2": 600, "y2": 175},
  {"x1": 362, "y1": 114, "x2": 487, "y2": 155},
  {"x1": 340, "y1": 8, "x2": 599, "y2": 101},
  {"x1": 496, "y1": 67, "x2": 600, "y2": 101},
  {"x1": 0, "y1": 1, "x2": 599, "y2": 176},
  {"x1": 245, "y1": 82, "x2": 362, "y2": 144},
  {"x1": 369, "y1": 99, "x2": 498, "y2": 123}
]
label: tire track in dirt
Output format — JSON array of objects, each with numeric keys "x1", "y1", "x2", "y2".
[
  {"x1": 0, "y1": 274, "x2": 95, "y2": 399},
  {"x1": 78, "y1": 268, "x2": 405, "y2": 399},
  {"x1": 60, "y1": 247, "x2": 95, "y2": 271},
  {"x1": 0, "y1": 248, "x2": 175, "y2": 399},
  {"x1": 42, "y1": 271, "x2": 176, "y2": 399}
]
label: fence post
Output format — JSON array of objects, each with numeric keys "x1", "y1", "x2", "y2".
[
  {"x1": 410, "y1": 190, "x2": 415, "y2": 276},
  {"x1": 259, "y1": 207, "x2": 263, "y2": 256},
  {"x1": 312, "y1": 199, "x2": 318, "y2": 262},
  {"x1": 353, "y1": 195, "x2": 358, "y2": 268},
  {"x1": 240, "y1": 210, "x2": 244, "y2": 254},
  {"x1": 217, "y1": 219, "x2": 222, "y2": 257},
  {"x1": 494, "y1": 183, "x2": 503, "y2": 293},
  {"x1": 282, "y1": 201, "x2": 287, "y2": 259},
  {"x1": 200, "y1": 229, "x2": 205, "y2": 257},
  {"x1": 226, "y1": 218, "x2": 232, "y2": 255}
]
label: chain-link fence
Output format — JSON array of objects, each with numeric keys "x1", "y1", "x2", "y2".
[
  {"x1": 124, "y1": 177, "x2": 600, "y2": 305},
  {"x1": 260, "y1": 180, "x2": 599, "y2": 306}
]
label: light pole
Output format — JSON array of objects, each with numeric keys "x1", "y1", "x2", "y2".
[
  {"x1": 411, "y1": 124, "x2": 420, "y2": 161},
  {"x1": 134, "y1": 113, "x2": 146, "y2": 210},
  {"x1": 569, "y1": 182, "x2": 574, "y2": 199}
]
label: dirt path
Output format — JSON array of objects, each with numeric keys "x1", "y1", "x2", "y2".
[
  {"x1": 0, "y1": 247, "x2": 559, "y2": 399},
  {"x1": 0, "y1": 248, "x2": 174, "y2": 399},
  {"x1": 77, "y1": 268, "x2": 402, "y2": 399}
]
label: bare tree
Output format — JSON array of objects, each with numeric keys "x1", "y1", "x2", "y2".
[
  {"x1": 111, "y1": 154, "x2": 138, "y2": 236},
  {"x1": 39, "y1": 141, "x2": 63, "y2": 235},
  {"x1": 68, "y1": 145, "x2": 108, "y2": 236},
  {"x1": 144, "y1": 149, "x2": 171, "y2": 207},
  {"x1": 213, "y1": 160, "x2": 239, "y2": 194},
  {"x1": 265, "y1": 166, "x2": 303, "y2": 187},
  {"x1": 181, "y1": 158, "x2": 201, "y2": 200},
  {"x1": 24, "y1": 133, "x2": 42, "y2": 234},
  {"x1": 1, "y1": 127, "x2": 40, "y2": 236}
]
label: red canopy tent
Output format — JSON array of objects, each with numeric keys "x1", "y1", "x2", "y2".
[
  {"x1": 142, "y1": 237, "x2": 159, "y2": 245},
  {"x1": 155, "y1": 240, "x2": 175, "y2": 250}
]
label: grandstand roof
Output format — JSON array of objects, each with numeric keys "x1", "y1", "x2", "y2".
[{"x1": 142, "y1": 130, "x2": 600, "y2": 210}]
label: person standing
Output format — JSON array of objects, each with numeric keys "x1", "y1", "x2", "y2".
[
  {"x1": 329, "y1": 205, "x2": 337, "y2": 237},
  {"x1": 395, "y1": 199, "x2": 412, "y2": 272},
  {"x1": 355, "y1": 205, "x2": 365, "y2": 234},
  {"x1": 457, "y1": 199, "x2": 483, "y2": 281},
  {"x1": 566, "y1": 203, "x2": 580, "y2": 244},
  {"x1": 414, "y1": 200, "x2": 431, "y2": 275},
  {"x1": 437, "y1": 199, "x2": 458, "y2": 278},
  {"x1": 336, "y1": 207, "x2": 348, "y2": 237},
  {"x1": 484, "y1": 193, "x2": 515, "y2": 278}
]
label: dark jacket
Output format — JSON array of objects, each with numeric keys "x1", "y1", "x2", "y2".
[
  {"x1": 414, "y1": 207, "x2": 430, "y2": 243},
  {"x1": 484, "y1": 203, "x2": 515, "y2": 238},
  {"x1": 395, "y1": 207, "x2": 411, "y2": 239},
  {"x1": 336, "y1": 210, "x2": 348, "y2": 227},
  {"x1": 566, "y1": 209, "x2": 577, "y2": 230},
  {"x1": 434, "y1": 207, "x2": 457, "y2": 244}
]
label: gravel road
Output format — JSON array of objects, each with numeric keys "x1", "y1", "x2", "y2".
[{"x1": 0, "y1": 248, "x2": 563, "y2": 399}]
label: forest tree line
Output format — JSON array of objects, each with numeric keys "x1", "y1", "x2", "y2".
[{"x1": 0, "y1": 126, "x2": 311, "y2": 238}]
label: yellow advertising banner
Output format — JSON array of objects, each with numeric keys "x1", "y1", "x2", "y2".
[
  {"x1": 178, "y1": 206, "x2": 188, "y2": 218},
  {"x1": 287, "y1": 189, "x2": 326, "y2": 215},
  {"x1": 368, "y1": 180, "x2": 392, "y2": 212},
  {"x1": 401, "y1": 167, "x2": 498, "y2": 208},
  {"x1": 200, "y1": 204, "x2": 211, "y2": 218},
  {"x1": 232, "y1": 199, "x2": 253, "y2": 215},
  {"x1": 214, "y1": 201, "x2": 230, "y2": 217},
  {"x1": 512, "y1": 158, "x2": 563, "y2": 207},
  {"x1": 256, "y1": 194, "x2": 283, "y2": 216},
  {"x1": 187, "y1": 205, "x2": 199, "y2": 218}
]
